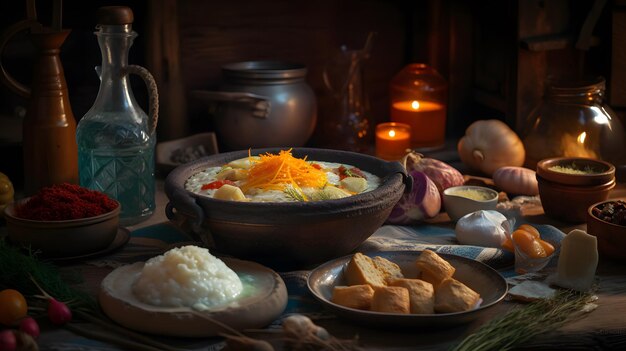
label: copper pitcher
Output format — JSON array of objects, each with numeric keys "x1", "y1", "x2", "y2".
[{"x1": 0, "y1": 21, "x2": 79, "y2": 195}]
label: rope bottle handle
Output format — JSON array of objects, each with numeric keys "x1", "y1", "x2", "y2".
[{"x1": 125, "y1": 65, "x2": 159, "y2": 135}]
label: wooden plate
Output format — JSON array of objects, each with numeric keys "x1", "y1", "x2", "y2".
[
  {"x1": 307, "y1": 251, "x2": 508, "y2": 328},
  {"x1": 99, "y1": 257, "x2": 288, "y2": 337}
]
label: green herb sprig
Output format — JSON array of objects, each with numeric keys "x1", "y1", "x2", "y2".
[
  {"x1": 0, "y1": 239, "x2": 96, "y2": 311},
  {"x1": 284, "y1": 185, "x2": 306, "y2": 201},
  {"x1": 452, "y1": 289, "x2": 594, "y2": 351}
]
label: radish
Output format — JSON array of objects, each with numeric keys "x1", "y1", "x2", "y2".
[
  {"x1": 0, "y1": 330, "x2": 16, "y2": 351},
  {"x1": 19, "y1": 317, "x2": 39, "y2": 338},
  {"x1": 386, "y1": 171, "x2": 441, "y2": 224},
  {"x1": 47, "y1": 298, "x2": 72, "y2": 325}
]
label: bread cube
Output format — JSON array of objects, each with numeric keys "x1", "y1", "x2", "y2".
[
  {"x1": 331, "y1": 285, "x2": 375, "y2": 310},
  {"x1": 373, "y1": 256, "x2": 404, "y2": 284},
  {"x1": 434, "y1": 278, "x2": 481, "y2": 313},
  {"x1": 415, "y1": 249, "x2": 455, "y2": 287},
  {"x1": 371, "y1": 286, "x2": 410, "y2": 314},
  {"x1": 345, "y1": 253, "x2": 387, "y2": 288},
  {"x1": 389, "y1": 278, "x2": 435, "y2": 314}
]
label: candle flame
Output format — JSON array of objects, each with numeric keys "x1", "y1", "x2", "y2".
[
  {"x1": 577, "y1": 131, "x2": 587, "y2": 144},
  {"x1": 388, "y1": 129, "x2": 396, "y2": 138},
  {"x1": 411, "y1": 100, "x2": 420, "y2": 110}
]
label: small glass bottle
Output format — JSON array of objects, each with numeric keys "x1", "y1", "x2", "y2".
[
  {"x1": 522, "y1": 77, "x2": 626, "y2": 170},
  {"x1": 321, "y1": 45, "x2": 372, "y2": 153},
  {"x1": 389, "y1": 63, "x2": 448, "y2": 150},
  {"x1": 76, "y1": 6, "x2": 159, "y2": 225}
]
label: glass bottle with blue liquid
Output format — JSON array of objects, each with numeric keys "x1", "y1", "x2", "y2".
[{"x1": 77, "y1": 6, "x2": 159, "y2": 226}]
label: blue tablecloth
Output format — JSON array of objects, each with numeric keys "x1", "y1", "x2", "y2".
[{"x1": 33, "y1": 219, "x2": 565, "y2": 351}]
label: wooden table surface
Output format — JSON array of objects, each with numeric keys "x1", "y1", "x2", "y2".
[{"x1": 10, "y1": 181, "x2": 626, "y2": 351}]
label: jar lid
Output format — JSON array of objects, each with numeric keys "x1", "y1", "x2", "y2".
[
  {"x1": 546, "y1": 76, "x2": 605, "y2": 96},
  {"x1": 97, "y1": 6, "x2": 134, "y2": 25},
  {"x1": 221, "y1": 61, "x2": 307, "y2": 80}
]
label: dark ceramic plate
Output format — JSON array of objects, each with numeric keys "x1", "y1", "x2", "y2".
[
  {"x1": 307, "y1": 251, "x2": 508, "y2": 328},
  {"x1": 50, "y1": 227, "x2": 130, "y2": 262}
]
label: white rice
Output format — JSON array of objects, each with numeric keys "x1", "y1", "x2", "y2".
[{"x1": 132, "y1": 245, "x2": 242, "y2": 310}]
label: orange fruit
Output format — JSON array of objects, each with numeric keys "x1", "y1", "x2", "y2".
[
  {"x1": 501, "y1": 238, "x2": 514, "y2": 252},
  {"x1": 0, "y1": 289, "x2": 28, "y2": 326},
  {"x1": 539, "y1": 240, "x2": 555, "y2": 256},
  {"x1": 512, "y1": 230, "x2": 547, "y2": 258},
  {"x1": 518, "y1": 224, "x2": 540, "y2": 239}
]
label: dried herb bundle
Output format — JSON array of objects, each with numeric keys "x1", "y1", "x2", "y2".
[{"x1": 452, "y1": 289, "x2": 595, "y2": 351}]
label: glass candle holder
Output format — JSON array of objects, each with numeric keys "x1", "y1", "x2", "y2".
[
  {"x1": 375, "y1": 122, "x2": 411, "y2": 161},
  {"x1": 390, "y1": 63, "x2": 448, "y2": 150}
]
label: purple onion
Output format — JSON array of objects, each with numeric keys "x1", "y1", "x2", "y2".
[{"x1": 386, "y1": 171, "x2": 441, "y2": 225}]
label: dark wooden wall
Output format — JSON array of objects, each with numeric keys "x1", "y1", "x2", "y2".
[
  {"x1": 0, "y1": 0, "x2": 622, "y2": 185},
  {"x1": 149, "y1": 0, "x2": 425, "y2": 150}
]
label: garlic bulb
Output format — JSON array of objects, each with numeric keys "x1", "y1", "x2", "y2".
[
  {"x1": 457, "y1": 120, "x2": 525, "y2": 176},
  {"x1": 455, "y1": 210, "x2": 508, "y2": 248}
]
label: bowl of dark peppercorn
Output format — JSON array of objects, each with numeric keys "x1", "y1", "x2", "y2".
[{"x1": 587, "y1": 198, "x2": 626, "y2": 262}]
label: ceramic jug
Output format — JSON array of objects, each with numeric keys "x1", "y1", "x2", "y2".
[{"x1": 0, "y1": 21, "x2": 79, "y2": 195}]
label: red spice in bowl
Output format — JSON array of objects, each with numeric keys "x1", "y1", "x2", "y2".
[
  {"x1": 15, "y1": 183, "x2": 118, "y2": 221},
  {"x1": 4, "y1": 184, "x2": 120, "y2": 258}
]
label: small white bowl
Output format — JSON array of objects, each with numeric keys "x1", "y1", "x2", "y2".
[{"x1": 443, "y1": 185, "x2": 498, "y2": 222}]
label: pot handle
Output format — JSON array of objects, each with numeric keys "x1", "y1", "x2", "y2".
[
  {"x1": 165, "y1": 189, "x2": 204, "y2": 233},
  {"x1": 384, "y1": 160, "x2": 413, "y2": 194},
  {"x1": 191, "y1": 90, "x2": 270, "y2": 118}
]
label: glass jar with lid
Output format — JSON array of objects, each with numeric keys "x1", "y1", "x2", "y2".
[
  {"x1": 389, "y1": 63, "x2": 448, "y2": 150},
  {"x1": 521, "y1": 77, "x2": 626, "y2": 170}
]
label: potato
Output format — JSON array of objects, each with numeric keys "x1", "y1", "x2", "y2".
[
  {"x1": 214, "y1": 184, "x2": 247, "y2": 201},
  {"x1": 216, "y1": 168, "x2": 247, "y2": 181},
  {"x1": 340, "y1": 176, "x2": 367, "y2": 193},
  {"x1": 227, "y1": 157, "x2": 259, "y2": 169}
]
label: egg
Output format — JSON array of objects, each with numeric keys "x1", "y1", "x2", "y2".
[{"x1": 455, "y1": 210, "x2": 508, "y2": 248}]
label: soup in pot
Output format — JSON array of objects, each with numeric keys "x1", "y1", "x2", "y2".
[{"x1": 185, "y1": 149, "x2": 381, "y2": 202}]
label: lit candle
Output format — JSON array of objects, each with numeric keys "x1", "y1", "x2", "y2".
[
  {"x1": 376, "y1": 122, "x2": 411, "y2": 161},
  {"x1": 390, "y1": 100, "x2": 446, "y2": 149}
]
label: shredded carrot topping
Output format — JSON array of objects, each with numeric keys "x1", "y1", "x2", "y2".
[{"x1": 240, "y1": 149, "x2": 327, "y2": 195}]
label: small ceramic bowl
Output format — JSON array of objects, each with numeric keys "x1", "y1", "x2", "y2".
[
  {"x1": 536, "y1": 157, "x2": 616, "y2": 223},
  {"x1": 3, "y1": 198, "x2": 120, "y2": 258},
  {"x1": 443, "y1": 185, "x2": 499, "y2": 222},
  {"x1": 536, "y1": 157, "x2": 615, "y2": 186},
  {"x1": 586, "y1": 198, "x2": 626, "y2": 262}
]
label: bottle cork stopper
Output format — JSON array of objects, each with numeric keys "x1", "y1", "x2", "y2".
[{"x1": 97, "y1": 6, "x2": 134, "y2": 25}]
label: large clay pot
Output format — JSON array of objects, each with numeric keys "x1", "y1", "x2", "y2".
[{"x1": 164, "y1": 147, "x2": 411, "y2": 268}]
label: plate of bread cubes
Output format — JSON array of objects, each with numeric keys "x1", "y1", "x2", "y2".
[{"x1": 307, "y1": 250, "x2": 507, "y2": 327}]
